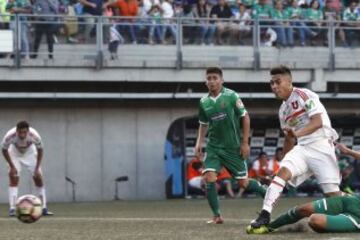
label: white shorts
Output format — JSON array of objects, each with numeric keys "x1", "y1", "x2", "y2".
[
  {"x1": 8, "y1": 145, "x2": 40, "y2": 176},
  {"x1": 188, "y1": 176, "x2": 203, "y2": 189},
  {"x1": 280, "y1": 139, "x2": 340, "y2": 193}
]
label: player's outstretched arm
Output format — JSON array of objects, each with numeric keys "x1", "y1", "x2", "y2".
[
  {"x1": 336, "y1": 142, "x2": 360, "y2": 160},
  {"x1": 294, "y1": 113, "x2": 323, "y2": 138}
]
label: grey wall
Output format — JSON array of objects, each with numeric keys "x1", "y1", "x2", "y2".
[{"x1": 0, "y1": 107, "x2": 196, "y2": 202}]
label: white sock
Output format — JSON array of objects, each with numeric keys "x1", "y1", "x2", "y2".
[
  {"x1": 9, "y1": 186, "x2": 18, "y2": 210},
  {"x1": 262, "y1": 176, "x2": 286, "y2": 213},
  {"x1": 36, "y1": 187, "x2": 47, "y2": 209}
]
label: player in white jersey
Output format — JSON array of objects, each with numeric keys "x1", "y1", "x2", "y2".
[
  {"x1": 248, "y1": 65, "x2": 342, "y2": 232},
  {"x1": 2, "y1": 121, "x2": 53, "y2": 216}
]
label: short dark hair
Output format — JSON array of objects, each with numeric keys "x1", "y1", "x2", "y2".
[
  {"x1": 259, "y1": 151, "x2": 267, "y2": 157},
  {"x1": 16, "y1": 121, "x2": 30, "y2": 130},
  {"x1": 206, "y1": 67, "x2": 223, "y2": 77},
  {"x1": 270, "y1": 65, "x2": 292, "y2": 77}
]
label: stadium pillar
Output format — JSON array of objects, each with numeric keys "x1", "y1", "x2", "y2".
[{"x1": 310, "y1": 68, "x2": 326, "y2": 92}]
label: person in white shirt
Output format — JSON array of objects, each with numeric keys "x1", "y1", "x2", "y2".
[
  {"x1": 2, "y1": 121, "x2": 53, "y2": 217},
  {"x1": 248, "y1": 65, "x2": 342, "y2": 231},
  {"x1": 160, "y1": 0, "x2": 177, "y2": 44}
]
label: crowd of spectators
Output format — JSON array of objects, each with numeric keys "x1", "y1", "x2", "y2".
[{"x1": 0, "y1": 0, "x2": 359, "y2": 58}]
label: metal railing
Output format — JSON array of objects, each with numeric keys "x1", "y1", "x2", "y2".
[{"x1": 0, "y1": 14, "x2": 359, "y2": 70}]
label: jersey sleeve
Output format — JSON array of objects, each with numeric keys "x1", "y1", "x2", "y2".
[
  {"x1": 30, "y1": 129, "x2": 43, "y2": 149},
  {"x1": 232, "y1": 92, "x2": 247, "y2": 117},
  {"x1": 304, "y1": 94, "x2": 323, "y2": 117},
  {"x1": 1, "y1": 134, "x2": 12, "y2": 150},
  {"x1": 198, "y1": 101, "x2": 209, "y2": 125}
]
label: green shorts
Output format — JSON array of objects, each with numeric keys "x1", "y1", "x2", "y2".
[
  {"x1": 313, "y1": 195, "x2": 360, "y2": 232},
  {"x1": 202, "y1": 146, "x2": 247, "y2": 179}
]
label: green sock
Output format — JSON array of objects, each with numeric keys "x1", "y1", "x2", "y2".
[
  {"x1": 246, "y1": 179, "x2": 266, "y2": 197},
  {"x1": 269, "y1": 207, "x2": 302, "y2": 229},
  {"x1": 206, "y1": 182, "x2": 220, "y2": 216}
]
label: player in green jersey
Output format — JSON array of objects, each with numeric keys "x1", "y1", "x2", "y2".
[
  {"x1": 195, "y1": 67, "x2": 266, "y2": 224},
  {"x1": 247, "y1": 143, "x2": 360, "y2": 234}
]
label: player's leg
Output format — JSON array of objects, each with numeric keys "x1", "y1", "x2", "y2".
[
  {"x1": 307, "y1": 140, "x2": 342, "y2": 197},
  {"x1": 308, "y1": 195, "x2": 360, "y2": 233},
  {"x1": 247, "y1": 201, "x2": 315, "y2": 234},
  {"x1": 220, "y1": 149, "x2": 266, "y2": 197},
  {"x1": 202, "y1": 147, "x2": 223, "y2": 224},
  {"x1": 308, "y1": 214, "x2": 358, "y2": 233},
  {"x1": 25, "y1": 150, "x2": 53, "y2": 216},
  {"x1": 250, "y1": 146, "x2": 309, "y2": 228},
  {"x1": 8, "y1": 147, "x2": 21, "y2": 216}
]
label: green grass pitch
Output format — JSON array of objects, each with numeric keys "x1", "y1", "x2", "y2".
[{"x1": 0, "y1": 197, "x2": 358, "y2": 239}]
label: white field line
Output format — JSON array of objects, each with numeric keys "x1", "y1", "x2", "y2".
[{"x1": 0, "y1": 217, "x2": 254, "y2": 223}]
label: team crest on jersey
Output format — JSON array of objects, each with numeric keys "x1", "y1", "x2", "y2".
[{"x1": 291, "y1": 101, "x2": 299, "y2": 110}]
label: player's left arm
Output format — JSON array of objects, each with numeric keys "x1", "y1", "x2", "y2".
[
  {"x1": 240, "y1": 112, "x2": 250, "y2": 159},
  {"x1": 32, "y1": 130, "x2": 44, "y2": 175},
  {"x1": 233, "y1": 94, "x2": 250, "y2": 159}
]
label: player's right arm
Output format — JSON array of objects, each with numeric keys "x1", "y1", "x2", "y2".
[
  {"x1": 195, "y1": 101, "x2": 209, "y2": 160},
  {"x1": 195, "y1": 124, "x2": 208, "y2": 160},
  {"x1": 336, "y1": 142, "x2": 360, "y2": 160},
  {"x1": 1, "y1": 134, "x2": 17, "y2": 176}
]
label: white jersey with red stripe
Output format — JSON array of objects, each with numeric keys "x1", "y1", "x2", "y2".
[
  {"x1": 279, "y1": 87, "x2": 338, "y2": 145},
  {"x1": 1, "y1": 127, "x2": 43, "y2": 154}
]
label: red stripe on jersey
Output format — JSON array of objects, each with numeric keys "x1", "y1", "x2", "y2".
[
  {"x1": 285, "y1": 109, "x2": 306, "y2": 122},
  {"x1": 294, "y1": 89, "x2": 309, "y2": 101},
  {"x1": 271, "y1": 180, "x2": 285, "y2": 188}
]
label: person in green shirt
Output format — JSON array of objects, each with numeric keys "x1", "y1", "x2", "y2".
[
  {"x1": 285, "y1": 0, "x2": 306, "y2": 46},
  {"x1": 195, "y1": 67, "x2": 266, "y2": 224},
  {"x1": 304, "y1": 0, "x2": 324, "y2": 46},
  {"x1": 272, "y1": 0, "x2": 288, "y2": 47},
  {"x1": 247, "y1": 143, "x2": 360, "y2": 235},
  {"x1": 342, "y1": 0, "x2": 360, "y2": 46},
  {"x1": 6, "y1": 0, "x2": 32, "y2": 59}
]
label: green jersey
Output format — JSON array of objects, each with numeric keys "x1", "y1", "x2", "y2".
[
  {"x1": 198, "y1": 87, "x2": 247, "y2": 149},
  {"x1": 252, "y1": 3, "x2": 273, "y2": 19},
  {"x1": 285, "y1": 6, "x2": 303, "y2": 19},
  {"x1": 304, "y1": 8, "x2": 323, "y2": 20}
]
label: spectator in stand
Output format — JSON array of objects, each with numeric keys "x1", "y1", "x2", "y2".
[
  {"x1": 177, "y1": 2, "x2": 196, "y2": 44},
  {"x1": 273, "y1": 147, "x2": 284, "y2": 163},
  {"x1": 342, "y1": 0, "x2": 360, "y2": 47},
  {"x1": 146, "y1": 0, "x2": 162, "y2": 44},
  {"x1": 249, "y1": 152, "x2": 279, "y2": 185},
  {"x1": 260, "y1": 26, "x2": 277, "y2": 46},
  {"x1": 0, "y1": 0, "x2": 10, "y2": 29},
  {"x1": 193, "y1": 0, "x2": 216, "y2": 45},
  {"x1": 303, "y1": 0, "x2": 324, "y2": 46},
  {"x1": 241, "y1": 0, "x2": 254, "y2": 9},
  {"x1": 252, "y1": 0, "x2": 273, "y2": 41},
  {"x1": 6, "y1": 0, "x2": 32, "y2": 59},
  {"x1": 210, "y1": 0, "x2": 237, "y2": 45},
  {"x1": 79, "y1": 0, "x2": 107, "y2": 42},
  {"x1": 272, "y1": 0, "x2": 288, "y2": 47},
  {"x1": 217, "y1": 168, "x2": 235, "y2": 198},
  {"x1": 110, "y1": 0, "x2": 139, "y2": 44},
  {"x1": 160, "y1": 0, "x2": 177, "y2": 44},
  {"x1": 323, "y1": 0, "x2": 347, "y2": 46},
  {"x1": 31, "y1": 0, "x2": 60, "y2": 59},
  {"x1": 233, "y1": 1, "x2": 251, "y2": 45},
  {"x1": 187, "y1": 157, "x2": 205, "y2": 192},
  {"x1": 285, "y1": 0, "x2": 305, "y2": 47}
]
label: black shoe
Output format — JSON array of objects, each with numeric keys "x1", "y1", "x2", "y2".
[{"x1": 251, "y1": 210, "x2": 270, "y2": 228}]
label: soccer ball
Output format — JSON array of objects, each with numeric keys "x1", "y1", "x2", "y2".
[{"x1": 16, "y1": 195, "x2": 42, "y2": 223}]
